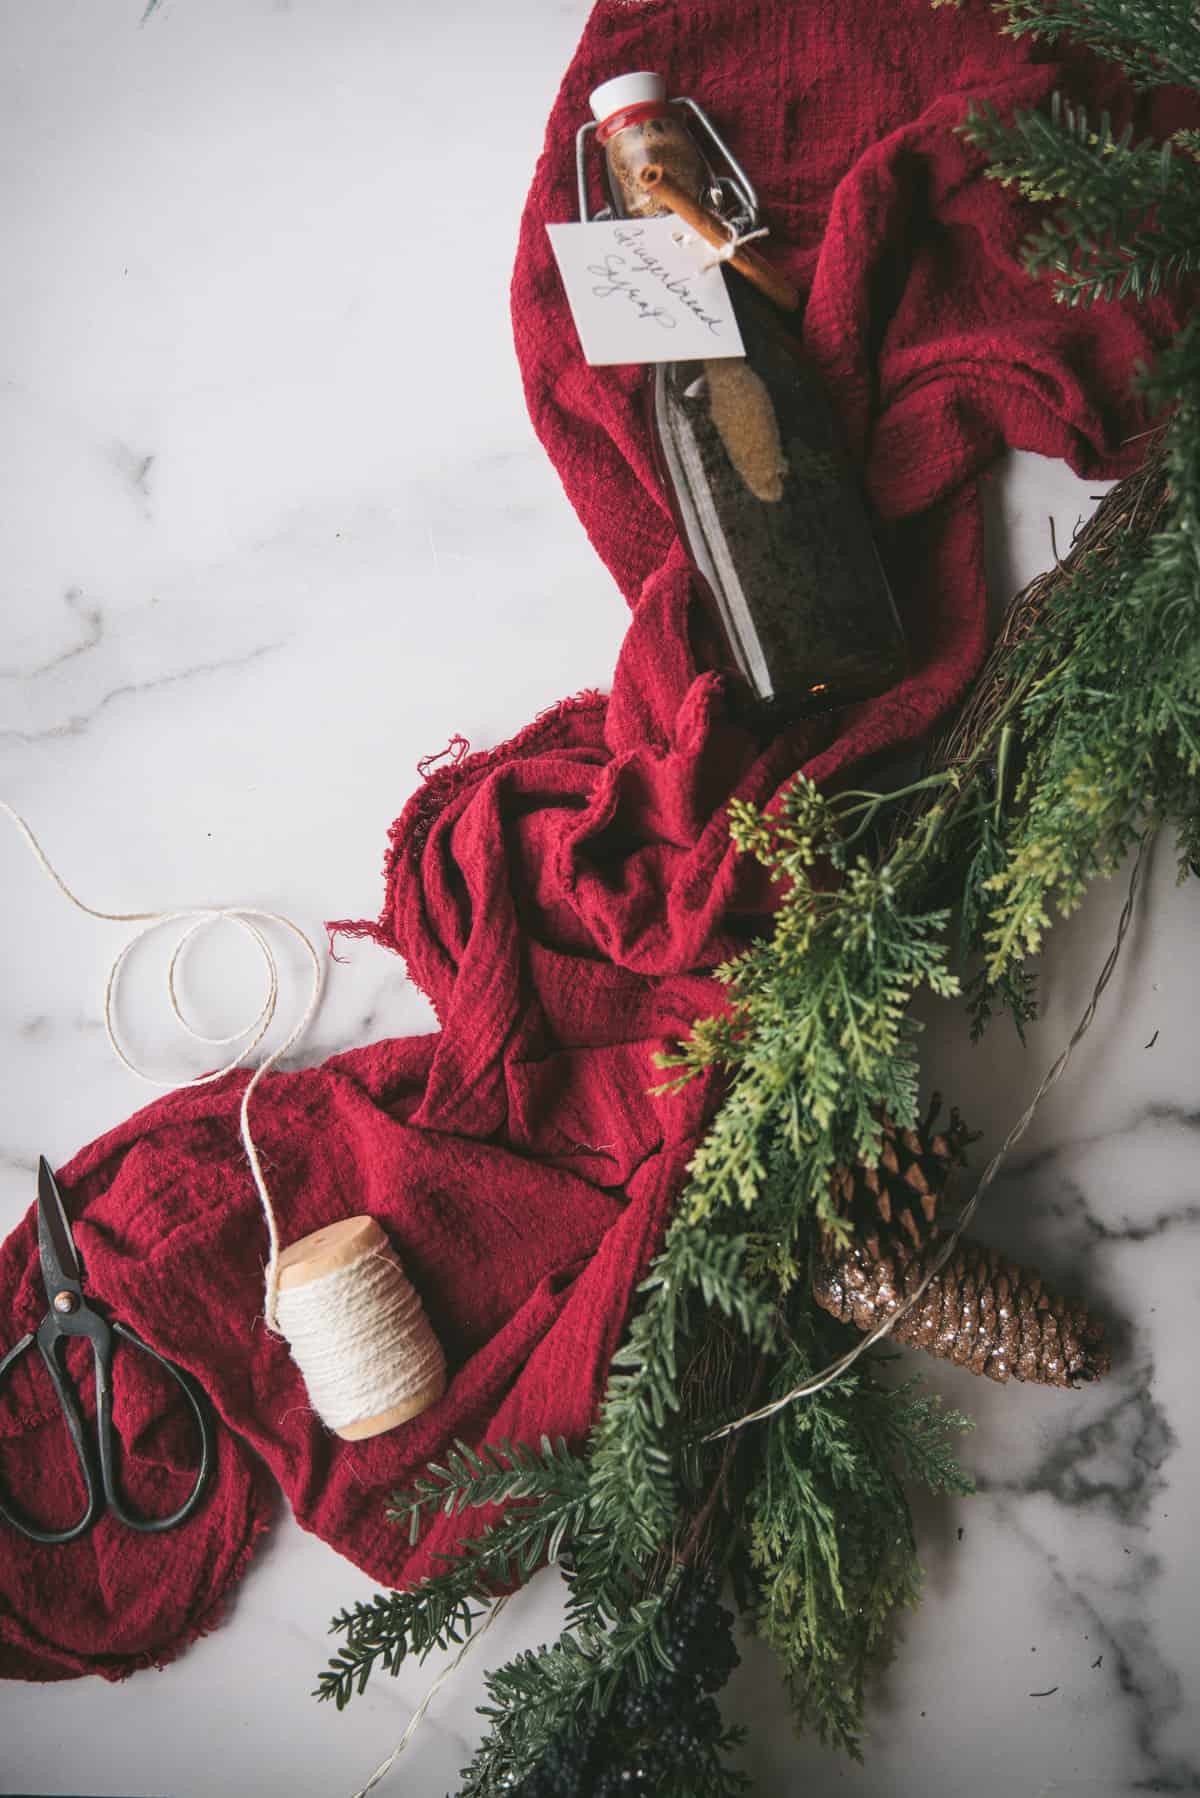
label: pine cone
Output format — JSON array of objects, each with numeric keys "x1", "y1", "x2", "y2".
[
  {"x1": 823, "y1": 1105, "x2": 973, "y2": 1257},
  {"x1": 812, "y1": 1104, "x2": 1110, "y2": 1387}
]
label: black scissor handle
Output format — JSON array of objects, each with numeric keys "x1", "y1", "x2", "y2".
[
  {"x1": 0, "y1": 1312, "x2": 213, "y2": 1543},
  {"x1": 0, "y1": 1323, "x2": 101, "y2": 1545},
  {"x1": 97, "y1": 1320, "x2": 213, "y2": 1533}
]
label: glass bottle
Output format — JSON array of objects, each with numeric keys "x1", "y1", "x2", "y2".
[{"x1": 588, "y1": 72, "x2": 907, "y2": 718}]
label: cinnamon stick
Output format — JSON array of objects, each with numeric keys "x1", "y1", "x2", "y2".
[{"x1": 636, "y1": 163, "x2": 799, "y2": 314}]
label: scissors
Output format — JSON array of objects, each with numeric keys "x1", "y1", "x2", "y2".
[{"x1": 0, "y1": 1156, "x2": 213, "y2": 1544}]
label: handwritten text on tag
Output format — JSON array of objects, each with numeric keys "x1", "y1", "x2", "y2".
[{"x1": 546, "y1": 218, "x2": 746, "y2": 367}]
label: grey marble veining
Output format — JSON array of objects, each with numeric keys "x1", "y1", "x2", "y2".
[
  {"x1": 0, "y1": 586, "x2": 105, "y2": 681},
  {"x1": 0, "y1": 637, "x2": 290, "y2": 744},
  {"x1": 1, "y1": 3, "x2": 1196, "y2": 1795}
]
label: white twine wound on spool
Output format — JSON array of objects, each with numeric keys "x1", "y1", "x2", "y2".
[
  {"x1": 1, "y1": 798, "x2": 322, "y2": 1330},
  {"x1": 275, "y1": 1247, "x2": 446, "y2": 1434}
]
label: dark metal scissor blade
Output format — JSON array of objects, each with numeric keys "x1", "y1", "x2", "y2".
[{"x1": 37, "y1": 1155, "x2": 83, "y2": 1296}]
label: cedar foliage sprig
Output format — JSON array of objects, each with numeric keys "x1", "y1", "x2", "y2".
[
  {"x1": 749, "y1": 1345, "x2": 972, "y2": 1757},
  {"x1": 656, "y1": 784, "x2": 961, "y2": 1284}
]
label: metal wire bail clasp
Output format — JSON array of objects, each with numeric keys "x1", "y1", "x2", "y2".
[{"x1": 575, "y1": 94, "x2": 760, "y2": 232}]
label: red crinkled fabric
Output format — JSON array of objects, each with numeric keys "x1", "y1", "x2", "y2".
[{"x1": 1, "y1": 0, "x2": 1192, "y2": 1680}]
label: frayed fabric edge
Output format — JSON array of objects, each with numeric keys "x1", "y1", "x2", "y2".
[{"x1": 326, "y1": 689, "x2": 610, "y2": 962}]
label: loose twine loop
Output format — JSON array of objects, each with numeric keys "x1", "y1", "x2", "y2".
[
  {"x1": 705, "y1": 829, "x2": 1152, "y2": 1441},
  {"x1": 0, "y1": 798, "x2": 322, "y2": 1330}
]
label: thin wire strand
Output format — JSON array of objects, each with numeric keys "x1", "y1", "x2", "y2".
[
  {"x1": 705, "y1": 830, "x2": 1151, "y2": 1441},
  {"x1": 349, "y1": 1597, "x2": 510, "y2": 1798},
  {"x1": 1, "y1": 798, "x2": 325, "y2": 1327}
]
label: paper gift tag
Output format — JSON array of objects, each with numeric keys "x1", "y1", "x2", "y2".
[{"x1": 546, "y1": 217, "x2": 746, "y2": 367}]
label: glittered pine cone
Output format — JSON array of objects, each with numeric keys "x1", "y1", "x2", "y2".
[
  {"x1": 823, "y1": 1104, "x2": 973, "y2": 1256},
  {"x1": 813, "y1": 1103, "x2": 1111, "y2": 1388}
]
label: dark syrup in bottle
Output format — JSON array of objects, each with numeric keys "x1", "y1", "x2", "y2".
[{"x1": 591, "y1": 72, "x2": 907, "y2": 717}]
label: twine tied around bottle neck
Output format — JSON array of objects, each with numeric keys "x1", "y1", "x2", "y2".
[
  {"x1": 637, "y1": 162, "x2": 800, "y2": 312},
  {"x1": 692, "y1": 219, "x2": 770, "y2": 274}
]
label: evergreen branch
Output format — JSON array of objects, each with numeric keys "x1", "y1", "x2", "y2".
[
  {"x1": 583, "y1": 1218, "x2": 776, "y2": 1581},
  {"x1": 961, "y1": 93, "x2": 1187, "y2": 215},
  {"x1": 861, "y1": 1374, "x2": 977, "y2": 1494},
  {"x1": 454, "y1": 1591, "x2": 677, "y2": 1795},
  {"x1": 991, "y1": 0, "x2": 1200, "y2": 94},
  {"x1": 316, "y1": 1226, "x2": 775, "y2": 1718},
  {"x1": 658, "y1": 786, "x2": 959, "y2": 1273},
  {"x1": 1025, "y1": 207, "x2": 1200, "y2": 305},
  {"x1": 316, "y1": 1558, "x2": 490, "y2": 1710},
  {"x1": 960, "y1": 95, "x2": 1200, "y2": 304},
  {"x1": 747, "y1": 1341, "x2": 973, "y2": 1759},
  {"x1": 390, "y1": 1436, "x2": 585, "y2": 1541},
  {"x1": 979, "y1": 327, "x2": 1200, "y2": 981},
  {"x1": 317, "y1": 1449, "x2": 594, "y2": 1708}
]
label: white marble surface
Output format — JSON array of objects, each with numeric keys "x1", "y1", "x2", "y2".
[{"x1": 1, "y1": 4, "x2": 1196, "y2": 1795}]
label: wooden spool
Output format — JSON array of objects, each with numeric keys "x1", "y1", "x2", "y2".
[{"x1": 277, "y1": 1215, "x2": 446, "y2": 1440}]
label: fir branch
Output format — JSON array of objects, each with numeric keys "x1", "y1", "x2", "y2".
[
  {"x1": 584, "y1": 1218, "x2": 776, "y2": 1580},
  {"x1": 478, "y1": 1571, "x2": 752, "y2": 1796},
  {"x1": 960, "y1": 94, "x2": 1200, "y2": 303},
  {"x1": 991, "y1": 0, "x2": 1200, "y2": 95},
  {"x1": 317, "y1": 1443, "x2": 592, "y2": 1707},
  {"x1": 392, "y1": 1436, "x2": 586, "y2": 1546},
  {"x1": 314, "y1": 1223, "x2": 774, "y2": 1722},
  {"x1": 316, "y1": 1558, "x2": 490, "y2": 1711},
  {"x1": 455, "y1": 1591, "x2": 678, "y2": 1795}
]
